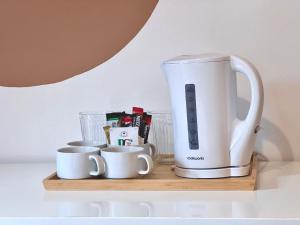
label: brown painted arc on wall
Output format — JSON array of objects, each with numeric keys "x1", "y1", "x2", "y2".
[{"x1": 0, "y1": 0, "x2": 158, "y2": 87}]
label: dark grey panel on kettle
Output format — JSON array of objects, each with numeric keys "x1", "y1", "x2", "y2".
[{"x1": 185, "y1": 84, "x2": 199, "y2": 149}]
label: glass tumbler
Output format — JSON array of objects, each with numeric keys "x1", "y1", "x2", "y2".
[
  {"x1": 148, "y1": 112, "x2": 174, "y2": 164},
  {"x1": 79, "y1": 112, "x2": 107, "y2": 145}
]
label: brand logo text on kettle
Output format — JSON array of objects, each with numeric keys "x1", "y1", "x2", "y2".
[{"x1": 187, "y1": 156, "x2": 204, "y2": 160}]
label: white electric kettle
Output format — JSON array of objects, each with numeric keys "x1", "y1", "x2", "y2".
[{"x1": 162, "y1": 53, "x2": 263, "y2": 178}]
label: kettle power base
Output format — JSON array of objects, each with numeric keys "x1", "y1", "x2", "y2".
[
  {"x1": 43, "y1": 154, "x2": 257, "y2": 191},
  {"x1": 175, "y1": 163, "x2": 251, "y2": 179}
]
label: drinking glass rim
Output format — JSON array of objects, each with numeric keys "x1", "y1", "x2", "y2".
[
  {"x1": 79, "y1": 111, "x2": 108, "y2": 116},
  {"x1": 147, "y1": 110, "x2": 171, "y2": 115},
  {"x1": 79, "y1": 110, "x2": 172, "y2": 116}
]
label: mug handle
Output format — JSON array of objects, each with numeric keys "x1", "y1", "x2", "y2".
[
  {"x1": 138, "y1": 154, "x2": 153, "y2": 175},
  {"x1": 89, "y1": 155, "x2": 105, "y2": 176},
  {"x1": 148, "y1": 143, "x2": 157, "y2": 158}
]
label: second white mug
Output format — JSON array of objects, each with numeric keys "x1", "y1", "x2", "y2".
[{"x1": 100, "y1": 146, "x2": 153, "y2": 179}]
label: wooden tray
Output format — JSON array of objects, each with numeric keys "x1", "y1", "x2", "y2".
[{"x1": 43, "y1": 154, "x2": 257, "y2": 191}]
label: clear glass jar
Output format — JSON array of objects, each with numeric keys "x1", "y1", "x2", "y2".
[
  {"x1": 148, "y1": 112, "x2": 174, "y2": 164},
  {"x1": 79, "y1": 112, "x2": 107, "y2": 145}
]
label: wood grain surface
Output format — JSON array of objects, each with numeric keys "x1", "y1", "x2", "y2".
[{"x1": 43, "y1": 154, "x2": 257, "y2": 191}]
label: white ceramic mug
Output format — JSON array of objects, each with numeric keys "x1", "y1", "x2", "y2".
[
  {"x1": 100, "y1": 146, "x2": 153, "y2": 179},
  {"x1": 56, "y1": 146, "x2": 104, "y2": 179}
]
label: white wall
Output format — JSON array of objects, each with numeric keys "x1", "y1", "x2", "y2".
[{"x1": 0, "y1": 0, "x2": 299, "y2": 162}]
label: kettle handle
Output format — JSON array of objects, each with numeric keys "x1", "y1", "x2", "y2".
[{"x1": 229, "y1": 56, "x2": 264, "y2": 166}]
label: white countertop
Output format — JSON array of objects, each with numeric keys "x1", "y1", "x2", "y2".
[{"x1": 0, "y1": 161, "x2": 300, "y2": 225}]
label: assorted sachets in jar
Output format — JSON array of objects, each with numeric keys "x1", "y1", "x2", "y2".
[{"x1": 103, "y1": 107, "x2": 152, "y2": 146}]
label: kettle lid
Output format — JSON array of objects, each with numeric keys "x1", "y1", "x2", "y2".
[{"x1": 163, "y1": 53, "x2": 230, "y2": 64}]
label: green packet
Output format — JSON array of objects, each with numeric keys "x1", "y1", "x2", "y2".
[{"x1": 106, "y1": 112, "x2": 124, "y2": 127}]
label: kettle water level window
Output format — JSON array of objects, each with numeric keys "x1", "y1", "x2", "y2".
[{"x1": 185, "y1": 84, "x2": 199, "y2": 150}]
